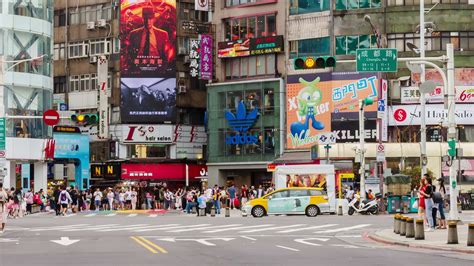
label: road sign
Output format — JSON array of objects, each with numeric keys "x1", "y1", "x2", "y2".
[
  {"x1": 377, "y1": 144, "x2": 385, "y2": 152},
  {"x1": 376, "y1": 143, "x2": 385, "y2": 162},
  {"x1": 43, "y1": 109, "x2": 60, "y2": 126},
  {"x1": 356, "y1": 48, "x2": 398, "y2": 72},
  {"x1": 0, "y1": 118, "x2": 5, "y2": 150},
  {"x1": 316, "y1": 132, "x2": 337, "y2": 145}
]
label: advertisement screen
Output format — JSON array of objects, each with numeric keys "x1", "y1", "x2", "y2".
[
  {"x1": 285, "y1": 174, "x2": 327, "y2": 191},
  {"x1": 287, "y1": 72, "x2": 379, "y2": 149}
]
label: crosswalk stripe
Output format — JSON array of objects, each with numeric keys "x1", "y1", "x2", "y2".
[
  {"x1": 84, "y1": 213, "x2": 97, "y2": 217},
  {"x1": 64, "y1": 214, "x2": 76, "y2": 218},
  {"x1": 62, "y1": 224, "x2": 120, "y2": 232},
  {"x1": 106, "y1": 213, "x2": 117, "y2": 217},
  {"x1": 314, "y1": 224, "x2": 371, "y2": 234},
  {"x1": 148, "y1": 214, "x2": 158, "y2": 218},
  {"x1": 277, "y1": 224, "x2": 338, "y2": 233},
  {"x1": 30, "y1": 224, "x2": 90, "y2": 232},
  {"x1": 240, "y1": 224, "x2": 306, "y2": 233},
  {"x1": 100, "y1": 224, "x2": 150, "y2": 232},
  {"x1": 166, "y1": 224, "x2": 242, "y2": 233},
  {"x1": 203, "y1": 224, "x2": 275, "y2": 233},
  {"x1": 113, "y1": 224, "x2": 181, "y2": 232},
  {"x1": 127, "y1": 214, "x2": 138, "y2": 217},
  {"x1": 135, "y1": 224, "x2": 210, "y2": 233}
]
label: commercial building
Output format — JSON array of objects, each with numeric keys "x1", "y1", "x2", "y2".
[
  {"x1": 206, "y1": 0, "x2": 286, "y2": 187},
  {"x1": 0, "y1": 0, "x2": 53, "y2": 192}
]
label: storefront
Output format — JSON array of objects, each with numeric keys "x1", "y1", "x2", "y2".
[
  {"x1": 90, "y1": 163, "x2": 121, "y2": 187},
  {"x1": 206, "y1": 78, "x2": 283, "y2": 187}
]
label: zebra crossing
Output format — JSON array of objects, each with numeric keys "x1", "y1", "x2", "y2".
[{"x1": 25, "y1": 223, "x2": 371, "y2": 235}]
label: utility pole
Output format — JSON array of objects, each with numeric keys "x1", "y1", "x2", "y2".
[
  {"x1": 359, "y1": 99, "x2": 366, "y2": 200},
  {"x1": 419, "y1": 0, "x2": 427, "y2": 177}
]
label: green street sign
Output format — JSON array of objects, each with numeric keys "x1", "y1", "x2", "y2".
[
  {"x1": 0, "y1": 118, "x2": 5, "y2": 150},
  {"x1": 356, "y1": 48, "x2": 398, "y2": 72}
]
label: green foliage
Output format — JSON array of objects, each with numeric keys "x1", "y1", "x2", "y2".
[{"x1": 401, "y1": 166, "x2": 434, "y2": 190}]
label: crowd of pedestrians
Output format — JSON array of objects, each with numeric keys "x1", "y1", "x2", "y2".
[{"x1": 416, "y1": 174, "x2": 447, "y2": 232}]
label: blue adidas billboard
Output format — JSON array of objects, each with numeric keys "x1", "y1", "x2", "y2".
[{"x1": 224, "y1": 101, "x2": 259, "y2": 145}]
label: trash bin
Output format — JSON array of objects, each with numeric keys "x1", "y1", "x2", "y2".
[
  {"x1": 387, "y1": 196, "x2": 401, "y2": 214},
  {"x1": 409, "y1": 196, "x2": 419, "y2": 213}
]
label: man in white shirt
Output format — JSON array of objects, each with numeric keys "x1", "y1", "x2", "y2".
[{"x1": 93, "y1": 188, "x2": 103, "y2": 212}]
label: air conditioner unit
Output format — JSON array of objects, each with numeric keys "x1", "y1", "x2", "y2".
[
  {"x1": 178, "y1": 85, "x2": 187, "y2": 94},
  {"x1": 178, "y1": 47, "x2": 187, "y2": 55},
  {"x1": 87, "y1": 21, "x2": 95, "y2": 30},
  {"x1": 96, "y1": 19, "x2": 106, "y2": 28},
  {"x1": 89, "y1": 56, "x2": 98, "y2": 64},
  {"x1": 184, "y1": 55, "x2": 190, "y2": 64}
]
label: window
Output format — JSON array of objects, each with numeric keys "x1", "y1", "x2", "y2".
[
  {"x1": 53, "y1": 43, "x2": 66, "y2": 60},
  {"x1": 268, "y1": 190, "x2": 288, "y2": 199},
  {"x1": 289, "y1": 37, "x2": 330, "y2": 58},
  {"x1": 54, "y1": 77, "x2": 67, "y2": 94},
  {"x1": 68, "y1": 41, "x2": 88, "y2": 58},
  {"x1": 131, "y1": 145, "x2": 168, "y2": 158},
  {"x1": 387, "y1": 0, "x2": 467, "y2": 6},
  {"x1": 80, "y1": 74, "x2": 90, "y2": 91},
  {"x1": 263, "y1": 128, "x2": 275, "y2": 154},
  {"x1": 387, "y1": 32, "x2": 474, "y2": 52},
  {"x1": 89, "y1": 38, "x2": 111, "y2": 56},
  {"x1": 70, "y1": 75, "x2": 80, "y2": 92},
  {"x1": 263, "y1": 88, "x2": 274, "y2": 113},
  {"x1": 68, "y1": 3, "x2": 113, "y2": 25},
  {"x1": 309, "y1": 190, "x2": 325, "y2": 196},
  {"x1": 335, "y1": 0, "x2": 381, "y2": 10},
  {"x1": 336, "y1": 35, "x2": 377, "y2": 55},
  {"x1": 289, "y1": 190, "x2": 309, "y2": 197},
  {"x1": 54, "y1": 10, "x2": 67, "y2": 26},
  {"x1": 225, "y1": 54, "x2": 276, "y2": 80},
  {"x1": 224, "y1": 14, "x2": 277, "y2": 41},
  {"x1": 290, "y1": 0, "x2": 330, "y2": 15},
  {"x1": 225, "y1": 0, "x2": 269, "y2": 7}
]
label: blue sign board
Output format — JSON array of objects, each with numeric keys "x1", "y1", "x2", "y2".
[
  {"x1": 54, "y1": 133, "x2": 90, "y2": 189},
  {"x1": 224, "y1": 101, "x2": 259, "y2": 145},
  {"x1": 59, "y1": 103, "x2": 68, "y2": 111}
]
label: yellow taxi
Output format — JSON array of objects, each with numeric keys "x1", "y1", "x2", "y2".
[{"x1": 241, "y1": 187, "x2": 329, "y2": 218}]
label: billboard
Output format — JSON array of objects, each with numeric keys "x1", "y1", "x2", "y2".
[
  {"x1": 388, "y1": 104, "x2": 474, "y2": 126},
  {"x1": 286, "y1": 72, "x2": 379, "y2": 149},
  {"x1": 120, "y1": 0, "x2": 176, "y2": 123},
  {"x1": 218, "y1": 35, "x2": 284, "y2": 58}
]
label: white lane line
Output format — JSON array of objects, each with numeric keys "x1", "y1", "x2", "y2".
[
  {"x1": 149, "y1": 214, "x2": 158, "y2": 218},
  {"x1": 121, "y1": 224, "x2": 180, "y2": 232},
  {"x1": 127, "y1": 214, "x2": 138, "y2": 217},
  {"x1": 106, "y1": 213, "x2": 117, "y2": 217},
  {"x1": 64, "y1": 214, "x2": 76, "y2": 218},
  {"x1": 240, "y1": 224, "x2": 306, "y2": 233},
  {"x1": 62, "y1": 224, "x2": 120, "y2": 232},
  {"x1": 84, "y1": 213, "x2": 97, "y2": 217},
  {"x1": 331, "y1": 244, "x2": 360, "y2": 249},
  {"x1": 277, "y1": 224, "x2": 338, "y2": 233},
  {"x1": 135, "y1": 224, "x2": 211, "y2": 233},
  {"x1": 314, "y1": 224, "x2": 371, "y2": 234},
  {"x1": 30, "y1": 224, "x2": 91, "y2": 232},
  {"x1": 100, "y1": 224, "x2": 149, "y2": 232},
  {"x1": 204, "y1": 224, "x2": 275, "y2": 233},
  {"x1": 166, "y1": 224, "x2": 242, "y2": 233},
  {"x1": 276, "y1": 245, "x2": 299, "y2": 252},
  {"x1": 241, "y1": 236, "x2": 257, "y2": 241}
]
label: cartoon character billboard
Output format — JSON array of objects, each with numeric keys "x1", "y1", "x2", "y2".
[{"x1": 287, "y1": 72, "x2": 380, "y2": 149}]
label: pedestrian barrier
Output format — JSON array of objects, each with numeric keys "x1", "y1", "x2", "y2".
[
  {"x1": 225, "y1": 207, "x2": 230, "y2": 217},
  {"x1": 399, "y1": 216, "x2": 407, "y2": 236},
  {"x1": 414, "y1": 219, "x2": 425, "y2": 240},
  {"x1": 468, "y1": 223, "x2": 474, "y2": 246},
  {"x1": 337, "y1": 205, "x2": 343, "y2": 216},
  {"x1": 394, "y1": 214, "x2": 400, "y2": 234},
  {"x1": 210, "y1": 207, "x2": 216, "y2": 217},
  {"x1": 447, "y1": 221, "x2": 458, "y2": 244},
  {"x1": 405, "y1": 217, "x2": 415, "y2": 238}
]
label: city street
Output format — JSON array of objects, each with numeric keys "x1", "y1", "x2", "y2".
[{"x1": 1, "y1": 212, "x2": 473, "y2": 266}]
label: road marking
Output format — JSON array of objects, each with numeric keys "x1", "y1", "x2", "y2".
[
  {"x1": 277, "y1": 224, "x2": 337, "y2": 233},
  {"x1": 337, "y1": 235, "x2": 362, "y2": 238},
  {"x1": 128, "y1": 214, "x2": 138, "y2": 217},
  {"x1": 0, "y1": 238, "x2": 19, "y2": 243},
  {"x1": 30, "y1": 224, "x2": 91, "y2": 232},
  {"x1": 240, "y1": 236, "x2": 256, "y2": 241},
  {"x1": 50, "y1": 237, "x2": 80, "y2": 246},
  {"x1": 84, "y1": 213, "x2": 97, "y2": 217},
  {"x1": 106, "y1": 213, "x2": 117, "y2": 217},
  {"x1": 314, "y1": 224, "x2": 371, "y2": 234},
  {"x1": 204, "y1": 224, "x2": 275, "y2": 233},
  {"x1": 100, "y1": 224, "x2": 149, "y2": 232},
  {"x1": 276, "y1": 245, "x2": 299, "y2": 252},
  {"x1": 331, "y1": 244, "x2": 360, "y2": 249},
  {"x1": 138, "y1": 237, "x2": 168, "y2": 254},
  {"x1": 64, "y1": 214, "x2": 76, "y2": 218},
  {"x1": 135, "y1": 224, "x2": 210, "y2": 233},
  {"x1": 240, "y1": 224, "x2": 306, "y2": 233},
  {"x1": 131, "y1": 236, "x2": 158, "y2": 254},
  {"x1": 62, "y1": 224, "x2": 120, "y2": 232},
  {"x1": 157, "y1": 237, "x2": 234, "y2": 246},
  {"x1": 294, "y1": 238, "x2": 329, "y2": 247},
  {"x1": 166, "y1": 224, "x2": 242, "y2": 233},
  {"x1": 149, "y1": 214, "x2": 158, "y2": 218}
]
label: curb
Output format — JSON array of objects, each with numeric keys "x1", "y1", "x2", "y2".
[{"x1": 366, "y1": 231, "x2": 474, "y2": 254}]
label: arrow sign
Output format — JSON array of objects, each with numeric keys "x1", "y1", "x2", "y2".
[
  {"x1": 294, "y1": 238, "x2": 329, "y2": 247},
  {"x1": 50, "y1": 237, "x2": 80, "y2": 246},
  {"x1": 157, "y1": 237, "x2": 234, "y2": 246}
]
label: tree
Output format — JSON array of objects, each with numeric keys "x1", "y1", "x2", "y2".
[{"x1": 401, "y1": 166, "x2": 434, "y2": 190}]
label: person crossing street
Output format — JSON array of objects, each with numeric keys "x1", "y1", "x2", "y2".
[{"x1": 58, "y1": 187, "x2": 72, "y2": 216}]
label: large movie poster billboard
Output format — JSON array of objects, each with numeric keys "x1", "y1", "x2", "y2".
[
  {"x1": 120, "y1": 0, "x2": 176, "y2": 123},
  {"x1": 286, "y1": 73, "x2": 380, "y2": 149}
]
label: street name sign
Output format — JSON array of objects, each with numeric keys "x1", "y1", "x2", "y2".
[{"x1": 356, "y1": 48, "x2": 398, "y2": 72}]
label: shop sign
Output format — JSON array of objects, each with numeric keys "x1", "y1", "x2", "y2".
[
  {"x1": 218, "y1": 35, "x2": 284, "y2": 58},
  {"x1": 53, "y1": 126, "x2": 81, "y2": 134},
  {"x1": 121, "y1": 163, "x2": 206, "y2": 180},
  {"x1": 331, "y1": 120, "x2": 377, "y2": 143},
  {"x1": 121, "y1": 125, "x2": 173, "y2": 143},
  {"x1": 91, "y1": 164, "x2": 120, "y2": 180},
  {"x1": 401, "y1": 86, "x2": 474, "y2": 104},
  {"x1": 224, "y1": 101, "x2": 259, "y2": 145},
  {"x1": 189, "y1": 38, "x2": 200, "y2": 77},
  {"x1": 427, "y1": 128, "x2": 443, "y2": 142},
  {"x1": 388, "y1": 104, "x2": 474, "y2": 126},
  {"x1": 267, "y1": 164, "x2": 276, "y2": 172},
  {"x1": 200, "y1": 34, "x2": 213, "y2": 80},
  {"x1": 0, "y1": 118, "x2": 5, "y2": 150}
]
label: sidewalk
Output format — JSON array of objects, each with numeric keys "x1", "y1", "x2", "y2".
[{"x1": 368, "y1": 215, "x2": 474, "y2": 254}]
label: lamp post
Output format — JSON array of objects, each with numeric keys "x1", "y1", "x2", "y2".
[
  {"x1": 359, "y1": 97, "x2": 374, "y2": 200},
  {"x1": 419, "y1": 0, "x2": 428, "y2": 177}
]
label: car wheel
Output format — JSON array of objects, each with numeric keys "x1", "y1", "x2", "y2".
[
  {"x1": 348, "y1": 207, "x2": 355, "y2": 216},
  {"x1": 251, "y1": 206, "x2": 265, "y2": 218},
  {"x1": 305, "y1": 205, "x2": 319, "y2": 217}
]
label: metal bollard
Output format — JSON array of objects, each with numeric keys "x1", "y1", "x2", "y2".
[
  {"x1": 210, "y1": 207, "x2": 216, "y2": 217},
  {"x1": 338, "y1": 205, "x2": 343, "y2": 216},
  {"x1": 399, "y1": 216, "x2": 407, "y2": 236},
  {"x1": 468, "y1": 223, "x2": 474, "y2": 246},
  {"x1": 198, "y1": 208, "x2": 205, "y2": 216},
  {"x1": 447, "y1": 221, "x2": 459, "y2": 244},
  {"x1": 393, "y1": 215, "x2": 398, "y2": 233},
  {"x1": 225, "y1": 207, "x2": 230, "y2": 217},
  {"x1": 394, "y1": 214, "x2": 401, "y2": 234},
  {"x1": 405, "y1": 217, "x2": 415, "y2": 238},
  {"x1": 415, "y1": 219, "x2": 425, "y2": 240}
]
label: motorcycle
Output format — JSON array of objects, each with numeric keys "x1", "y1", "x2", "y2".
[{"x1": 347, "y1": 194, "x2": 379, "y2": 215}]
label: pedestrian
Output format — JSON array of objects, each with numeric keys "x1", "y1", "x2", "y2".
[
  {"x1": 24, "y1": 189, "x2": 34, "y2": 214},
  {"x1": 175, "y1": 188, "x2": 183, "y2": 210},
  {"x1": 131, "y1": 188, "x2": 138, "y2": 210},
  {"x1": 0, "y1": 183, "x2": 8, "y2": 233},
  {"x1": 145, "y1": 190, "x2": 153, "y2": 210},
  {"x1": 213, "y1": 185, "x2": 221, "y2": 215},
  {"x1": 107, "y1": 188, "x2": 115, "y2": 211},
  {"x1": 185, "y1": 190, "x2": 198, "y2": 214},
  {"x1": 227, "y1": 185, "x2": 237, "y2": 210},
  {"x1": 159, "y1": 187, "x2": 165, "y2": 210},
  {"x1": 257, "y1": 185, "x2": 264, "y2": 198},
  {"x1": 93, "y1": 188, "x2": 103, "y2": 211},
  {"x1": 58, "y1": 186, "x2": 72, "y2": 216},
  {"x1": 435, "y1": 178, "x2": 447, "y2": 229},
  {"x1": 119, "y1": 190, "x2": 125, "y2": 210},
  {"x1": 419, "y1": 175, "x2": 435, "y2": 231},
  {"x1": 53, "y1": 187, "x2": 61, "y2": 215},
  {"x1": 69, "y1": 186, "x2": 78, "y2": 213},
  {"x1": 240, "y1": 185, "x2": 248, "y2": 206},
  {"x1": 85, "y1": 189, "x2": 92, "y2": 211},
  {"x1": 164, "y1": 188, "x2": 172, "y2": 210},
  {"x1": 197, "y1": 192, "x2": 207, "y2": 216},
  {"x1": 345, "y1": 186, "x2": 355, "y2": 203}
]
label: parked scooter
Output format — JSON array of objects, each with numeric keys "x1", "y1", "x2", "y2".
[{"x1": 347, "y1": 193, "x2": 379, "y2": 215}]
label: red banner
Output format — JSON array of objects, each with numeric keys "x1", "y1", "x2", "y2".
[{"x1": 121, "y1": 163, "x2": 206, "y2": 180}]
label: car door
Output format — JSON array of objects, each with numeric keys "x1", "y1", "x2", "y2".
[
  {"x1": 266, "y1": 190, "x2": 289, "y2": 214},
  {"x1": 288, "y1": 189, "x2": 310, "y2": 213}
]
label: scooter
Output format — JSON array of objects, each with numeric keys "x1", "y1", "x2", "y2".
[{"x1": 347, "y1": 194, "x2": 379, "y2": 215}]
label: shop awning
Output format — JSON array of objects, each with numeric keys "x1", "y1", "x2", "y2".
[
  {"x1": 442, "y1": 159, "x2": 474, "y2": 177},
  {"x1": 121, "y1": 163, "x2": 207, "y2": 180},
  {"x1": 273, "y1": 151, "x2": 315, "y2": 164}
]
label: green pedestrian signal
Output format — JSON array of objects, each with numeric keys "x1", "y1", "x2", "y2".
[
  {"x1": 447, "y1": 138, "x2": 457, "y2": 157},
  {"x1": 362, "y1": 97, "x2": 374, "y2": 106},
  {"x1": 294, "y1": 56, "x2": 336, "y2": 70}
]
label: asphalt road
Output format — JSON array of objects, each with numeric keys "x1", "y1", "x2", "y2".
[{"x1": 1, "y1": 211, "x2": 472, "y2": 266}]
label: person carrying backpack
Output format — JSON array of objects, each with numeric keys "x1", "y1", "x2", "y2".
[{"x1": 57, "y1": 187, "x2": 72, "y2": 216}]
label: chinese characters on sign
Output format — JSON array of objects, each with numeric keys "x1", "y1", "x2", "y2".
[
  {"x1": 218, "y1": 35, "x2": 284, "y2": 58},
  {"x1": 200, "y1": 34, "x2": 213, "y2": 80},
  {"x1": 356, "y1": 48, "x2": 398, "y2": 72},
  {"x1": 189, "y1": 39, "x2": 200, "y2": 78},
  {"x1": 401, "y1": 86, "x2": 474, "y2": 104}
]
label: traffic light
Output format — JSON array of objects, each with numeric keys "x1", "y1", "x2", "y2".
[
  {"x1": 70, "y1": 113, "x2": 98, "y2": 125},
  {"x1": 362, "y1": 97, "x2": 374, "y2": 106},
  {"x1": 294, "y1": 56, "x2": 336, "y2": 70},
  {"x1": 447, "y1": 138, "x2": 457, "y2": 157}
]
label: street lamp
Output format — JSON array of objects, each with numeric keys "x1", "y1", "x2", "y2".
[{"x1": 359, "y1": 97, "x2": 374, "y2": 200}]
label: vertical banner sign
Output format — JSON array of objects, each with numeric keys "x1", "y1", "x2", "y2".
[
  {"x1": 189, "y1": 38, "x2": 200, "y2": 78},
  {"x1": 195, "y1": 0, "x2": 209, "y2": 11},
  {"x1": 98, "y1": 56, "x2": 109, "y2": 139},
  {"x1": 120, "y1": 0, "x2": 177, "y2": 123},
  {"x1": 380, "y1": 79, "x2": 388, "y2": 142},
  {"x1": 200, "y1": 34, "x2": 213, "y2": 80}
]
